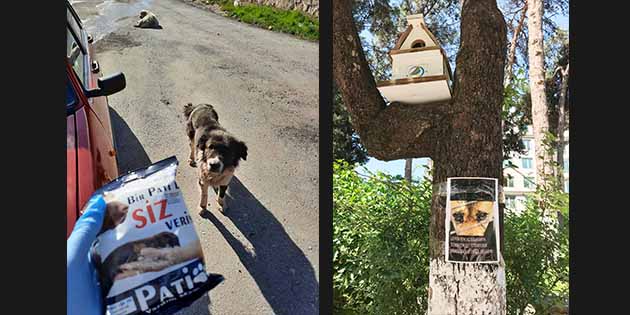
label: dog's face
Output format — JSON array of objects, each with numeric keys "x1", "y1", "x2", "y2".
[
  {"x1": 197, "y1": 131, "x2": 247, "y2": 175},
  {"x1": 450, "y1": 201, "x2": 494, "y2": 236}
]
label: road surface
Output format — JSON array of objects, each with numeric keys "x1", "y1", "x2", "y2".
[{"x1": 92, "y1": 0, "x2": 319, "y2": 313}]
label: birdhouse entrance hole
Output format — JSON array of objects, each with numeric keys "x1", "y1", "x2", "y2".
[{"x1": 411, "y1": 39, "x2": 426, "y2": 48}]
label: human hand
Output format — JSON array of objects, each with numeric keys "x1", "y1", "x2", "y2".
[
  {"x1": 100, "y1": 199, "x2": 128, "y2": 233},
  {"x1": 67, "y1": 194, "x2": 107, "y2": 315}
]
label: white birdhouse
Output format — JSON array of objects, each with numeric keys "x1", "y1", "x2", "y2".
[{"x1": 377, "y1": 14, "x2": 453, "y2": 105}]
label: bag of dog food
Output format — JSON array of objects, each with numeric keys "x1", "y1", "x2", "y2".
[{"x1": 88, "y1": 156, "x2": 223, "y2": 315}]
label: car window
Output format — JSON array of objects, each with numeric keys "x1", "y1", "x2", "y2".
[
  {"x1": 67, "y1": 27, "x2": 86, "y2": 86},
  {"x1": 67, "y1": 3, "x2": 83, "y2": 31}
]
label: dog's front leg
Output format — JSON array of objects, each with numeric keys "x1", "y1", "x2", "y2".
[
  {"x1": 216, "y1": 185, "x2": 228, "y2": 212},
  {"x1": 199, "y1": 178, "x2": 209, "y2": 209},
  {"x1": 188, "y1": 139, "x2": 197, "y2": 167}
]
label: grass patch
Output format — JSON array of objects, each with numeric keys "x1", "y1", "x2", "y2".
[{"x1": 201, "y1": 0, "x2": 319, "y2": 41}]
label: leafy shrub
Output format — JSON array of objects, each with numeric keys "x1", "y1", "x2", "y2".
[
  {"x1": 333, "y1": 160, "x2": 569, "y2": 314},
  {"x1": 333, "y1": 160, "x2": 432, "y2": 314},
  {"x1": 201, "y1": 0, "x2": 319, "y2": 40},
  {"x1": 504, "y1": 174, "x2": 569, "y2": 315}
]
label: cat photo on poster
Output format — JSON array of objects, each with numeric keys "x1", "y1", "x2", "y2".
[{"x1": 445, "y1": 177, "x2": 500, "y2": 264}]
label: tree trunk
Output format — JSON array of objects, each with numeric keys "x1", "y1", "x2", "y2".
[
  {"x1": 555, "y1": 63, "x2": 569, "y2": 187},
  {"x1": 427, "y1": 1, "x2": 507, "y2": 312},
  {"x1": 504, "y1": 2, "x2": 527, "y2": 87},
  {"x1": 527, "y1": 0, "x2": 553, "y2": 185},
  {"x1": 405, "y1": 158, "x2": 413, "y2": 182},
  {"x1": 333, "y1": 0, "x2": 507, "y2": 313}
]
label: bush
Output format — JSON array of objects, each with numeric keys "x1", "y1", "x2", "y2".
[
  {"x1": 204, "y1": 0, "x2": 319, "y2": 40},
  {"x1": 504, "y1": 176, "x2": 569, "y2": 315},
  {"x1": 333, "y1": 160, "x2": 432, "y2": 314},
  {"x1": 333, "y1": 160, "x2": 569, "y2": 314}
]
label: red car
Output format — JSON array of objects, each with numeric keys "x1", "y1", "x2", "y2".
[{"x1": 67, "y1": 1, "x2": 126, "y2": 238}]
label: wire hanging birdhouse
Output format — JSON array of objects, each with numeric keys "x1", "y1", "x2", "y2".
[{"x1": 377, "y1": 14, "x2": 453, "y2": 105}]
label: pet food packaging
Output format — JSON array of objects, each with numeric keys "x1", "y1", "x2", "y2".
[{"x1": 89, "y1": 156, "x2": 223, "y2": 315}]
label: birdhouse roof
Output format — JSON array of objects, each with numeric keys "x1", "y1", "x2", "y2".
[
  {"x1": 392, "y1": 25, "x2": 414, "y2": 51},
  {"x1": 391, "y1": 14, "x2": 441, "y2": 51}
]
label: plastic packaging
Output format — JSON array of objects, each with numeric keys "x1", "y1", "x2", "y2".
[{"x1": 89, "y1": 156, "x2": 223, "y2": 315}]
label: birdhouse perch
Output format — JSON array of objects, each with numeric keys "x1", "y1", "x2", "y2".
[{"x1": 377, "y1": 14, "x2": 453, "y2": 105}]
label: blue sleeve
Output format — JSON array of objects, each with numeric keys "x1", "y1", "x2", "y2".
[{"x1": 67, "y1": 195, "x2": 107, "y2": 315}]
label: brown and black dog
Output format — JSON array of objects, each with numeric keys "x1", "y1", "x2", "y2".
[{"x1": 184, "y1": 103, "x2": 248, "y2": 212}]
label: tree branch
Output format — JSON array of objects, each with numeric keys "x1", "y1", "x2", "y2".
[
  {"x1": 333, "y1": 0, "x2": 448, "y2": 161},
  {"x1": 505, "y1": 2, "x2": 527, "y2": 86},
  {"x1": 333, "y1": 0, "x2": 506, "y2": 162},
  {"x1": 422, "y1": 0, "x2": 439, "y2": 17}
]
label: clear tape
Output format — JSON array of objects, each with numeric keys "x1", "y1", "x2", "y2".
[{"x1": 433, "y1": 181, "x2": 505, "y2": 204}]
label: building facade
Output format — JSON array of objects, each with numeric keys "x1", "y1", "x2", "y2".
[{"x1": 503, "y1": 126, "x2": 569, "y2": 212}]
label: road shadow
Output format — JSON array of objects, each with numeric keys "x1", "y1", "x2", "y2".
[
  {"x1": 199, "y1": 177, "x2": 319, "y2": 315},
  {"x1": 109, "y1": 108, "x2": 152, "y2": 174},
  {"x1": 134, "y1": 25, "x2": 164, "y2": 29}
]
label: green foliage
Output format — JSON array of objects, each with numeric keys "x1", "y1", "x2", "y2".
[
  {"x1": 502, "y1": 69, "x2": 530, "y2": 160},
  {"x1": 545, "y1": 29, "x2": 570, "y2": 137},
  {"x1": 504, "y1": 162, "x2": 569, "y2": 315},
  {"x1": 334, "y1": 158, "x2": 569, "y2": 314},
  {"x1": 203, "y1": 0, "x2": 319, "y2": 40},
  {"x1": 333, "y1": 160, "x2": 432, "y2": 314},
  {"x1": 333, "y1": 88, "x2": 369, "y2": 165}
]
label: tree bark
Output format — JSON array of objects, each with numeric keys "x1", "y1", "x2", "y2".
[
  {"x1": 332, "y1": 0, "x2": 447, "y2": 161},
  {"x1": 405, "y1": 158, "x2": 413, "y2": 182},
  {"x1": 333, "y1": 0, "x2": 508, "y2": 313},
  {"x1": 527, "y1": 0, "x2": 553, "y2": 185},
  {"x1": 556, "y1": 63, "x2": 569, "y2": 187},
  {"x1": 504, "y1": 2, "x2": 527, "y2": 87}
]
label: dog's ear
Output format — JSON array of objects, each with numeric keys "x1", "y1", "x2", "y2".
[
  {"x1": 183, "y1": 103, "x2": 194, "y2": 118},
  {"x1": 196, "y1": 135, "x2": 208, "y2": 160},
  {"x1": 211, "y1": 108, "x2": 219, "y2": 122},
  {"x1": 236, "y1": 140, "x2": 248, "y2": 161}
]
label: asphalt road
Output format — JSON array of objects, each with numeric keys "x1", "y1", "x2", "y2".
[{"x1": 92, "y1": 1, "x2": 319, "y2": 313}]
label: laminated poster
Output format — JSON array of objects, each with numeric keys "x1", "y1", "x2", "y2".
[{"x1": 445, "y1": 177, "x2": 500, "y2": 263}]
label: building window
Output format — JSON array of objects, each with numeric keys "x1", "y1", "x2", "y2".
[
  {"x1": 524, "y1": 177, "x2": 535, "y2": 189},
  {"x1": 505, "y1": 196, "x2": 516, "y2": 209},
  {"x1": 523, "y1": 140, "x2": 531, "y2": 152},
  {"x1": 564, "y1": 180, "x2": 569, "y2": 193},
  {"x1": 506, "y1": 176, "x2": 514, "y2": 187},
  {"x1": 521, "y1": 158, "x2": 533, "y2": 169}
]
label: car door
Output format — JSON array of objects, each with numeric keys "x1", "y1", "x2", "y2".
[
  {"x1": 67, "y1": 81, "x2": 78, "y2": 238},
  {"x1": 68, "y1": 4, "x2": 118, "y2": 188}
]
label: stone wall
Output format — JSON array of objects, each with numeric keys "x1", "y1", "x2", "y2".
[{"x1": 237, "y1": 0, "x2": 319, "y2": 17}]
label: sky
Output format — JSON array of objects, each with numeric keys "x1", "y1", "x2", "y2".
[{"x1": 356, "y1": 2, "x2": 569, "y2": 180}]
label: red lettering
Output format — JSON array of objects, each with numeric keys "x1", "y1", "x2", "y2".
[
  {"x1": 146, "y1": 204, "x2": 156, "y2": 223},
  {"x1": 133, "y1": 209, "x2": 147, "y2": 228},
  {"x1": 132, "y1": 199, "x2": 170, "y2": 229},
  {"x1": 157, "y1": 199, "x2": 171, "y2": 220}
]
